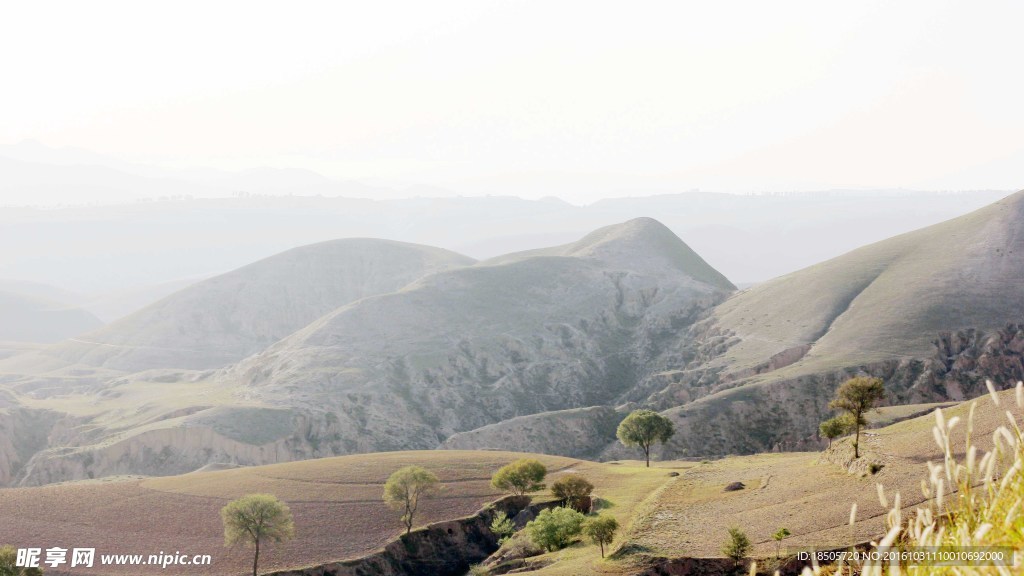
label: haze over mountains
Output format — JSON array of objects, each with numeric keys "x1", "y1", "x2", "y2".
[
  {"x1": 0, "y1": 140, "x2": 1011, "y2": 298},
  {"x1": 0, "y1": 190, "x2": 1021, "y2": 488},
  {"x1": 49, "y1": 239, "x2": 473, "y2": 371}
]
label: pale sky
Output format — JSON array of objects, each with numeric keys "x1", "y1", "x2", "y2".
[{"x1": 1, "y1": 1, "x2": 1022, "y2": 203}]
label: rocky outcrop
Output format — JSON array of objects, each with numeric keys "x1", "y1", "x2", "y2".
[
  {"x1": 0, "y1": 408, "x2": 66, "y2": 485},
  {"x1": 657, "y1": 325, "x2": 1024, "y2": 459}
]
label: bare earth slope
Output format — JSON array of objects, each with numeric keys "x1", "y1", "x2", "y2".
[{"x1": 40, "y1": 239, "x2": 475, "y2": 371}]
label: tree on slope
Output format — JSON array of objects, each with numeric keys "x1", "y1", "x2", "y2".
[
  {"x1": 829, "y1": 376, "x2": 885, "y2": 458},
  {"x1": 616, "y1": 409, "x2": 675, "y2": 467},
  {"x1": 384, "y1": 465, "x2": 441, "y2": 535},
  {"x1": 551, "y1": 473, "x2": 594, "y2": 511},
  {"x1": 221, "y1": 494, "x2": 295, "y2": 576},
  {"x1": 583, "y1": 514, "x2": 619, "y2": 558},
  {"x1": 819, "y1": 415, "x2": 852, "y2": 448}
]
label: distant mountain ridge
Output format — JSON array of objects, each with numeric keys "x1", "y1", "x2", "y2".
[
  {"x1": 43, "y1": 239, "x2": 475, "y2": 371},
  {"x1": 0, "y1": 291, "x2": 102, "y2": 343}
]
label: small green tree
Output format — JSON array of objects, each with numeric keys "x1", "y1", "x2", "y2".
[
  {"x1": 829, "y1": 376, "x2": 885, "y2": 458},
  {"x1": 616, "y1": 409, "x2": 675, "y2": 467},
  {"x1": 384, "y1": 465, "x2": 441, "y2": 535},
  {"x1": 583, "y1": 514, "x2": 619, "y2": 558},
  {"x1": 772, "y1": 527, "x2": 791, "y2": 558},
  {"x1": 722, "y1": 527, "x2": 751, "y2": 564},
  {"x1": 819, "y1": 415, "x2": 852, "y2": 449},
  {"x1": 490, "y1": 510, "x2": 515, "y2": 544},
  {"x1": 525, "y1": 507, "x2": 586, "y2": 552},
  {"x1": 491, "y1": 459, "x2": 547, "y2": 496},
  {"x1": 221, "y1": 494, "x2": 295, "y2": 576},
  {"x1": 550, "y1": 473, "x2": 594, "y2": 511}
]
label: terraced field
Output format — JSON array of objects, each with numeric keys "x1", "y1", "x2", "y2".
[{"x1": 0, "y1": 451, "x2": 582, "y2": 575}]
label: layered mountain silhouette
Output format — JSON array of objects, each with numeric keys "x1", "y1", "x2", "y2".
[
  {"x1": 43, "y1": 239, "x2": 474, "y2": 371},
  {"x1": 2, "y1": 196, "x2": 1023, "y2": 485}
]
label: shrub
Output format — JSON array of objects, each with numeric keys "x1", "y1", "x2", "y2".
[
  {"x1": 722, "y1": 527, "x2": 751, "y2": 564},
  {"x1": 489, "y1": 510, "x2": 515, "y2": 543},
  {"x1": 0, "y1": 545, "x2": 45, "y2": 575},
  {"x1": 772, "y1": 527, "x2": 790, "y2": 559},
  {"x1": 551, "y1": 474, "x2": 594, "y2": 511},
  {"x1": 525, "y1": 507, "x2": 586, "y2": 552},
  {"x1": 819, "y1": 414, "x2": 853, "y2": 448}
]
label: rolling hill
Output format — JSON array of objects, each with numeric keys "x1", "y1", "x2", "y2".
[
  {"x1": 223, "y1": 218, "x2": 733, "y2": 453},
  {"x1": 0, "y1": 291, "x2": 102, "y2": 343},
  {"x1": 437, "y1": 191, "x2": 1024, "y2": 460},
  {"x1": 651, "y1": 189, "x2": 1024, "y2": 458},
  {"x1": 39, "y1": 239, "x2": 475, "y2": 371},
  {"x1": 2, "y1": 218, "x2": 734, "y2": 485}
]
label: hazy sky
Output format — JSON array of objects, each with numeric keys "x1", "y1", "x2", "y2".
[{"x1": 2, "y1": 1, "x2": 1022, "y2": 203}]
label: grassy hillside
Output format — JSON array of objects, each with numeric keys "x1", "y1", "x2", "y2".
[{"x1": 710, "y1": 189, "x2": 1024, "y2": 376}]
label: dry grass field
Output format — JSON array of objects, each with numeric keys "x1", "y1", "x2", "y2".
[{"x1": 490, "y1": 389, "x2": 1024, "y2": 575}]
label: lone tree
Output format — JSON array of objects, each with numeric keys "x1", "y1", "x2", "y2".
[
  {"x1": 491, "y1": 459, "x2": 547, "y2": 496},
  {"x1": 551, "y1": 473, "x2": 594, "y2": 511},
  {"x1": 819, "y1": 415, "x2": 851, "y2": 449},
  {"x1": 221, "y1": 494, "x2": 295, "y2": 576},
  {"x1": 722, "y1": 527, "x2": 751, "y2": 565},
  {"x1": 772, "y1": 527, "x2": 791, "y2": 558},
  {"x1": 583, "y1": 514, "x2": 619, "y2": 558},
  {"x1": 829, "y1": 376, "x2": 885, "y2": 458},
  {"x1": 616, "y1": 409, "x2": 675, "y2": 467},
  {"x1": 384, "y1": 465, "x2": 441, "y2": 535},
  {"x1": 525, "y1": 507, "x2": 586, "y2": 552}
]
